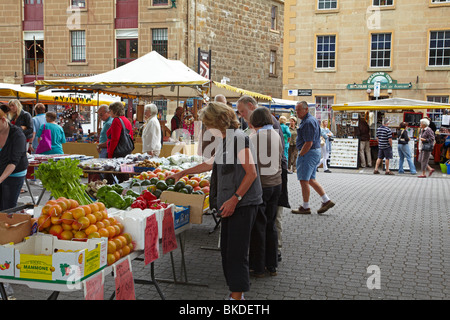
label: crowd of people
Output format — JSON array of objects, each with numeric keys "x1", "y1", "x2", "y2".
[{"x1": 167, "y1": 96, "x2": 336, "y2": 300}]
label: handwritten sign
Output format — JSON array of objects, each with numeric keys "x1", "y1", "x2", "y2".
[
  {"x1": 145, "y1": 214, "x2": 159, "y2": 265},
  {"x1": 114, "y1": 256, "x2": 135, "y2": 300},
  {"x1": 84, "y1": 271, "x2": 104, "y2": 300},
  {"x1": 162, "y1": 207, "x2": 177, "y2": 254}
]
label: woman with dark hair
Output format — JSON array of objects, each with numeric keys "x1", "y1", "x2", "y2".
[
  {"x1": 248, "y1": 107, "x2": 283, "y2": 278},
  {"x1": 167, "y1": 102, "x2": 262, "y2": 300},
  {"x1": 0, "y1": 104, "x2": 29, "y2": 210},
  {"x1": 397, "y1": 122, "x2": 417, "y2": 175},
  {"x1": 106, "y1": 102, "x2": 134, "y2": 158},
  {"x1": 36, "y1": 112, "x2": 66, "y2": 155}
]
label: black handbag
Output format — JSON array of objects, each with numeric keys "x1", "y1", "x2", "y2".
[
  {"x1": 113, "y1": 117, "x2": 134, "y2": 158},
  {"x1": 422, "y1": 142, "x2": 433, "y2": 152}
]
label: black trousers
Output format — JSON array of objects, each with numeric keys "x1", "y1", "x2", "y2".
[
  {"x1": 220, "y1": 205, "x2": 258, "y2": 292},
  {"x1": 249, "y1": 184, "x2": 282, "y2": 274}
]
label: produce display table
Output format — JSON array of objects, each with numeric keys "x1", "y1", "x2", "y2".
[
  {"x1": 62, "y1": 142, "x2": 198, "y2": 159},
  {"x1": 0, "y1": 224, "x2": 195, "y2": 300}
]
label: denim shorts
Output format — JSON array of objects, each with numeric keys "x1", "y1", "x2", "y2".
[{"x1": 296, "y1": 148, "x2": 321, "y2": 181}]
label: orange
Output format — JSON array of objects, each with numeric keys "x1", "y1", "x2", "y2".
[
  {"x1": 60, "y1": 230, "x2": 73, "y2": 241},
  {"x1": 122, "y1": 233, "x2": 132, "y2": 244},
  {"x1": 88, "y1": 232, "x2": 101, "y2": 239},
  {"x1": 88, "y1": 203, "x2": 99, "y2": 213},
  {"x1": 71, "y1": 220, "x2": 83, "y2": 231},
  {"x1": 95, "y1": 221, "x2": 105, "y2": 230},
  {"x1": 46, "y1": 200, "x2": 57, "y2": 206},
  {"x1": 107, "y1": 240, "x2": 117, "y2": 254},
  {"x1": 77, "y1": 216, "x2": 90, "y2": 229},
  {"x1": 102, "y1": 219, "x2": 111, "y2": 228},
  {"x1": 71, "y1": 207, "x2": 85, "y2": 220},
  {"x1": 96, "y1": 202, "x2": 106, "y2": 211},
  {"x1": 107, "y1": 253, "x2": 116, "y2": 266},
  {"x1": 55, "y1": 201, "x2": 68, "y2": 212},
  {"x1": 51, "y1": 216, "x2": 62, "y2": 225},
  {"x1": 114, "y1": 251, "x2": 121, "y2": 262},
  {"x1": 81, "y1": 205, "x2": 91, "y2": 215},
  {"x1": 48, "y1": 205, "x2": 62, "y2": 217},
  {"x1": 98, "y1": 228, "x2": 109, "y2": 238},
  {"x1": 113, "y1": 238, "x2": 123, "y2": 250},
  {"x1": 69, "y1": 199, "x2": 79, "y2": 209},
  {"x1": 86, "y1": 213, "x2": 97, "y2": 224},
  {"x1": 41, "y1": 204, "x2": 51, "y2": 215},
  {"x1": 74, "y1": 230, "x2": 87, "y2": 240},
  {"x1": 106, "y1": 226, "x2": 116, "y2": 238},
  {"x1": 61, "y1": 211, "x2": 74, "y2": 224},
  {"x1": 38, "y1": 214, "x2": 51, "y2": 231},
  {"x1": 85, "y1": 224, "x2": 98, "y2": 236},
  {"x1": 101, "y1": 210, "x2": 108, "y2": 220},
  {"x1": 116, "y1": 222, "x2": 125, "y2": 234},
  {"x1": 56, "y1": 197, "x2": 68, "y2": 202},
  {"x1": 117, "y1": 235, "x2": 128, "y2": 247},
  {"x1": 108, "y1": 217, "x2": 117, "y2": 225},
  {"x1": 118, "y1": 248, "x2": 124, "y2": 258},
  {"x1": 61, "y1": 223, "x2": 73, "y2": 231},
  {"x1": 93, "y1": 211, "x2": 103, "y2": 222},
  {"x1": 187, "y1": 180, "x2": 199, "y2": 188},
  {"x1": 128, "y1": 242, "x2": 134, "y2": 252},
  {"x1": 122, "y1": 244, "x2": 131, "y2": 256},
  {"x1": 113, "y1": 224, "x2": 121, "y2": 236}
]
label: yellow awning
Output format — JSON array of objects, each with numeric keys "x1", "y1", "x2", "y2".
[{"x1": 211, "y1": 81, "x2": 273, "y2": 101}]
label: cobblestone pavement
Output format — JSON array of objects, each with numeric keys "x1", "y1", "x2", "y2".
[{"x1": 6, "y1": 166, "x2": 450, "y2": 300}]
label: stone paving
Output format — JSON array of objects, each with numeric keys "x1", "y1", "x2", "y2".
[{"x1": 4, "y1": 166, "x2": 450, "y2": 300}]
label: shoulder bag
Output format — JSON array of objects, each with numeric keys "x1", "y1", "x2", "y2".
[
  {"x1": 35, "y1": 124, "x2": 52, "y2": 154},
  {"x1": 113, "y1": 117, "x2": 134, "y2": 158}
]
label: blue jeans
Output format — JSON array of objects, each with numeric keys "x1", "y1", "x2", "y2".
[
  {"x1": 0, "y1": 176, "x2": 26, "y2": 211},
  {"x1": 398, "y1": 144, "x2": 417, "y2": 174}
]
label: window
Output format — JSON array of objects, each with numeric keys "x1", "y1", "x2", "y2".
[
  {"x1": 427, "y1": 96, "x2": 449, "y2": 129},
  {"x1": 370, "y1": 33, "x2": 392, "y2": 68},
  {"x1": 315, "y1": 96, "x2": 334, "y2": 122},
  {"x1": 316, "y1": 35, "x2": 336, "y2": 69},
  {"x1": 429, "y1": 30, "x2": 450, "y2": 67},
  {"x1": 318, "y1": 0, "x2": 337, "y2": 10},
  {"x1": 25, "y1": 0, "x2": 42, "y2": 3},
  {"x1": 152, "y1": 28, "x2": 168, "y2": 58},
  {"x1": 71, "y1": 0, "x2": 86, "y2": 7},
  {"x1": 373, "y1": 0, "x2": 393, "y2": 6},
  {"x1": 116, "y1": 39, "x2": 138, "y2": 68},
  {"x1": 269, "y1": 50, "x2": 276, "y2": 76},
  {"x1": 70, "y1": 30, "x2": 86, "y2": 62},
  {"x1": 270, "y1": 6, "x2": 277, "y2": 30},
  {"x1": 24, "y1": 40, "x2": 44, "y2": 76},
  {"x1": 153, "y1": 0, "x2": 168, "y2": 5}
]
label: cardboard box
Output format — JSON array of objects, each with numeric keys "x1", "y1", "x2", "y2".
[
  {"x1": 0, "y1": 213, "x2": 32, "y2": 245},
  {"x1": 12, "y1": 234, "x2": 107, "y2": 283},
  {"x1": 160, "y1": 191, "x2": 206, "y2": 224},
  {"x1": 0, "y1": 244, "x2": 15, "y2": 278}
]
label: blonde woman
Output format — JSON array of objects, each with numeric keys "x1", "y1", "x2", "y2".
[
  {"x1": 167, "y1": 102, "x2": 262, "y2": 300},
  {"x1": 288, "y1": 116, "x2": 298, "y2": 173},
  {"x1": 418, "y1": 118, "x2": 435, "y2": 178},
  {"x1": 278, "y1": 115, "x2": 291, "y2": 161},
  {"x1": 317, "y1": 119, "x2": 333, "y2": 173},
  {"x1": 8, "y1": 99, "x2": 33, "y2": 150}
]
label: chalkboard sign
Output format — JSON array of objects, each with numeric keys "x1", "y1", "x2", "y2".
[{"x1": 404, "y1": 112, "x2": 422, "y2": 127}]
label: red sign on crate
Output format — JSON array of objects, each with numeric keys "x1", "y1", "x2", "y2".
[
  {"x1": 162, "y1": 207, "x2": 177, "y2": 254},
  {"x1": 84, "y1": 271, "x2": 104, "y2": 300},
  {"x1": 114, "y1": 256, "x2": 136, "y2": 300},
  {"x1": 144, "y1": 214, "x2": 159, "y2": 265}
]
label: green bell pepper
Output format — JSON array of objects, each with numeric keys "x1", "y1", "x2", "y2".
[
  {"x1": 126, "y1": 189, "x2": 140, "y2": 198},
  {"x1": 97, "y1": 185, "x2": 112, "y2": 200},
  {"x1": 105, "y1": 190, "x2": 125, "y2": 209},
  {"x1": 122, "y1": 195, "x2": 135, "y2": 210}
]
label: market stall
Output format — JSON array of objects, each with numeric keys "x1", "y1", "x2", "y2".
[
  {"x1": 331, "y1": 98, "x2": 450, "y2": 170},
  {"x1": 1, "y1": 153, "x2": 210, "y2": 300}
]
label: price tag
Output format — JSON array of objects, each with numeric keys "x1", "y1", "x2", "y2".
[
  {"x1": 114, "y1": 256, "x2": 135, "y2": 300},
  {"x1": 145, "y1": 214, "x2": 159, "y2": 265},
  {"x1": 84, "y1": 271, "x2": 104, "y2": 300},
  {"x1": 162, "y1": 207, "x2": 177, "y2": 255}
]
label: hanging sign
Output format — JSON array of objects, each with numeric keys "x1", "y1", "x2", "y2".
[
  {"x1": 114, "y1": 256, "x2": 136, "y2": 300},
  {"x1": 84, "y1": 271, "x2": 104, "y2": 300},
  {"x1": 162, "y1": 207, "x2": 177, "y2": 255},
  {"x1": 144, "y1": 214, "x2": 159, "y2": 265},
  {"x1": 347, "y1": 72, "x2": 412, "y2": 90}
]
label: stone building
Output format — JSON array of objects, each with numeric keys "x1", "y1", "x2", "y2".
[
  {"x1": 283, "y1": 0, "x2": 450, "y2": 125},
  {"x1": 0, "y1": 0, "x2": 284, "y2": 105}
]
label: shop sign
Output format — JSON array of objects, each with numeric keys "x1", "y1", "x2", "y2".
[
  {"x1": 288, "y1": 89, "x2": 312, "y2": 96},
  {"x1": 347, "y1": 72, "x2": 411, "y2": 90}
]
